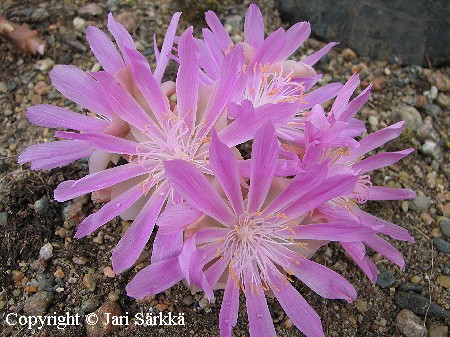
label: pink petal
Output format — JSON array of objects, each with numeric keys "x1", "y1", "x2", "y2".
[
  {"x1": 154, "y1": 12, "x2": 181, "y2": 83},
  {"x1": 75, "y1": 184, "x2": 144, "y2": 238},
  {"x1": 126, "y1": 256, "x2": 183, "y2": 298},
  {"x1": 219, "y1": 101, "x2": 300, "y2": 147},
  {"x1": 176, "y1": 28, "x2": 199, "y2": 130},
  {"x1": 54, "y1": 162, "x2": 148, "y2": 202},
  {"x1": 107, "y1": 13, "x2": 135, "y2": 60},
  {"x1": 196, "y1": 227, "x2": 229, "y2": 245},
  {"x1": 151, "y1": 232, "x2": 183, "y2": 264},
  {"x1": 205, "y1": 257, "x2": 228, "y2": 287},
  {"x1": 124, "y1": 47, "x2": 170, "y2": 124},
  {"x1": 210, "y1": 130, "x2": 244, "y2": 216},
  {"x1": 18, "y1": 140, "x2": 92, "y2": 170},
  {"x1": 55, "y1": 131, "x2": 138, "y2": 155},
  {"x1": 268, "y1": 271, "x2": 324, "y2": 337},
  {"x1": 300, "y1": 82, "x2": 343, "y2": 110},
  {"x1": 302, "y1": 42, "x2": 338, "y2": 66},
  {"x1": 86, "y1": 25, "x2": 124, "y2": 74},
  {"x1": 341, "y1": 242, "x2": 378, "y2": 283},
  {"x1": 27, "y1": 104, "x2": 109, "y2": 132},
  {"x1": 251, "y1": 28, "x2": 286, "y2": 66},
  {"x1": 247, "y1": 122, "x2": 279, "y2": 212},
  {"x1": 202, "y1": 28, "x2": 224, "y2": 67},
  {"x1": 354, "y1": 207, "x2": 414, "y2": 242},
  {"x1": 286, "y1": 256, "x2": 357, "y2": 302},
  {"x1": 367, "y1": 186, "x2": 417, "y2": 201},
  {"x1": 338, "y1": 85, "x2": 371, "y2": 121},
  {"x1": 244, "y1": 4, "x2": 264, "y2": 48},
  {"x1": 50, "y1": 65, "x2": 113, "y2": 117},
  {"x1": 205, "y1": 11, "x2": 233, "y2": 52},
  {"x1": 164, "y1": 160, "x2": 235, "y2": 225},
  {"x1": 157, "y1": 202, "x2": 203, "y2": 234},
  {"x1": 112, "y1": 186, "x2": 168, "y2": 274},
  {"x1": 281, "y1": 173, "x2": 358, "y2": 220},
  {"x1": 330, "y1": 73, "x2": 360, "y2": 120},
  {"x1": 243, "y1": 273, "x2": 276, "y2": 337},
  {"x1": 196, "y1": 38, "x2": 220, "y2": 80},
  {"x1": 346, "y1": 122, "x2": 405, "y2": 162},
  {"x1": 278, "y1": 22, "x2": 310, "y2": 60},
  {"x1": 89, "y1": 71, "x2": 161, "y2": 132},
  {"x1": 352, "y1": 149, "x2": 414, "y2": 173},
  {"x1": 219, "y1": 275, "x2": 240, "y2": 337},
  {"x1": 364, "y1": 235, "x2": 405, "y2": 268},
  {"x1": 288, "y1": 222, "x2": 375, "y2": 242}
]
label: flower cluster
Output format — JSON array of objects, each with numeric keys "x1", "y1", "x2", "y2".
[{"x1": 19, "y1": 4, "x2": 415, "y2": 336}]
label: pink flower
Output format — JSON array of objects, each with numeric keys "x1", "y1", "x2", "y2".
[{"x1": 127, "y1": 122, "x2": 372, "y2": 337}]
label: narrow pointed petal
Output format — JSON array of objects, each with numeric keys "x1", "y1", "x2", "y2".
[
  {"x1": 205, "y1": 257, "x2": 228, "y2": 287},
  {"x1": 268, "y1": 272, "x2": 325, "y2": 337},
  {"x1": 287, "y1": 255, "x2": 357, "y2": 302},
  {"x1": 278, "y1": 22, "x2": 310, "y2": 60},
  {"x1": 55, "y1": 162, "x2": 147, "y2": 201},
  {"x1": 368, "y1": 186, "x2": 417, "y2": 200},
  {"x1": 196, "y1": 227, "x2": 229, "y2": 245},
  {"x1": 330, "y1": 73, "x2": 360, "y2": 120},
  {"x1": 55, "y1": 131, "x2": 138, "y2": 155},
  {"x1": 352, "y1": 149, "x2": 414, "y2": 173},
  {"x1": 210, "y1": 130, "x2": 244, "y2": 216},
  {"x1": 157, "y1": 202, "x2": 203, "y2": 234},
  {"x1": 346, "y1": 122, "x2": 405, "y2": 162},
  {"x1": 202, "y1": 28, "x2": 224, "y2": 66},
  {"x1": 219, "y1": 275, "x2": 240, "y2": 337},
  {"x1": 86, "y1": 25, "x2": 124, "y2": 74},
  {"x1": 18, "y1": 140, "x2": 92, "y2": 170},
  {"x1": 90, "y1": 71, "x2": 161, "y2": 132},
  {"x1": 289, "y1": 222, "x2": 375, "y2": 242},
  {"x1": 177, "y1": 28, "x2": 199, "y2": 130},
  {"x1": 27, "y1": 105, "x2": 109, "y2": 132},
  {"x1": 126, "y1": 257, "x2": 183, "y2": 298},
  {"x1": 124, "y1": 47, "x2": 170, "y2": 124},
  {"x1": 302, "y1": 42, "x2": 338, "y2": 66},
  {"x1": 244, "y1": 273, "x2": 276, "y2": 337},
  {"x1": 154, "y1": 12, "x2": 181, "y2": 83},
  {"x1": 75, "y1": 184, "x2": 144, "y2": 238},
  {"x1": 205, "y1": 11, "x2": 233, "y2": 52},
  {"x1": 364, "y1": 235, "x2": 405, "y2": 268},
  {"x1": 196, "y1": 38, "x2": 220, "y2": 80},
  {"x1": 251, "y1": 28, "x2": 286, "y2": 66},
  {"x1": 246, "y1": 122, "x2": 278, "y2": 212},
  {"x1": 354, "y1": 208, "x2": 414, "y2": 242},
  {"x1": 300, "y1": 82, "x2": 343, "y2": 110},
  {"x1": 164, "y1": 160, "x2": 235, "y2": 225},
  {"x1": 219, "y1": 101, "x2": 300, "y2": 147},
  {"x1": 50, "y1": 65, "x2": 113, "y2": 117},
  {"x1": 151, "y1": 232, "x2": 183, "y2": 264},
  {"x1": 338, "y1": 85, "x2": 371, "y2": 121},
  {"x1": 112, "y1": 186, "x2": 168, "y2": 274},
  {"x1": 244, "y1": 4, "x2": 264, "y2": 48},
  {"x1": 107, "y1": 13, "x2": 135, "y2": 60},
  {"x1": 341, "y1": 242, "x2": 378, "y2": 283}
]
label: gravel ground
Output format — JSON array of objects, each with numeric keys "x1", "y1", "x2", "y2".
[{"x1": 0, "y1": 1, "x2": 449, "y2": 336}]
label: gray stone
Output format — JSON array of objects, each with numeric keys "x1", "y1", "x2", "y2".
[
  {"x1": 436, "y1": 93, "x2": 450, "y2": 109},
  {"x1": 397, "y1": 105, "x2": 422, "y2": 132},
  {"x1": 34, "y1": 196, "x2": 48, "y2": 215},
  {"x1": 0, "y1": 212, "x2": 7, "y2": 227},
  {"x1": 395, "y1": 309, "x2": 428, "y2": 337},
  {"x1": 438, "y1": 218, "x2": 450, "y2": 238},
  {"x1": 394, "y1": 292, "x2": 450, "y2": 320},
  {"x1": 409, "y1": 195, "x2": 431, "y2": 212},
  {"x1": 397, "y1": 283, "x2": 424, "y2": 293},
  {"x1": 433, "y1": 238, "x2": 450, "y2": 254},
  {"x1": 107, "y1": 0, "x2": 120, "y2": 12},
  {"x1": 443, "y1": 264, "x2": 450, "y2": 276},
  {"x1": 376, "y1": 270, "x2": 396, "y2": 288},
  {"x1": 78, "y1": 3, "x2": 103, "y2": 17},
  {"x1": 7, "y1": 81, "x2": 17, "y2": 91},
  {"x1": 417, "y1": 117, "x2": 439, "y2": 141},
  {"x1": 423, "y1": 103, "x2": 443, "y2": 117},
  {"x1": 421, "y1": 140, "x2": 442, "y2": 162},
  {"x1": 23, "y1": 291, "x2": 53, "y2": 315},
  {"x1": 30, "y1": 8, "x2": 49, "y2": 22},
  {"x1": 36, "y1": 272, "x2": 55, "y2": 291},
  {"x1": 279, "y1": 0, "x2": 450, "y2": 65}
]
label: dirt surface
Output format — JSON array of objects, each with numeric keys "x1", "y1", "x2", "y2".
[{"x1": 0, "y1": 1, "x2": 449, "y2": 337}]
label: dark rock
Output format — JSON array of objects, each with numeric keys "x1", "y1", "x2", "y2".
[
  {"x1": 7, "y1": 81, "x2": 17, "y2": 91},
  {"x1": 30, "y1": 8, "x2": 50, "y2": 22},
  {"x1": 397, "y1": 283, "x2": 424, "y2": 293},
  {"x1": 394, "y1": 292, "x2": 450, "y2": 320},
  {"x1": 36, "y1": 272, "x2": 55, "y2": 291},
  {"x1": 433, "y1": 238, "x2": 450, "y2": 253},
  {"x1": 107, "y1": 0, "x2": 120, "y2": 12},
  {"x1": 443, "y1": 264, "x2": 450, "y2": 276},
  {"x1": 7, "y1": 8, "x2": 33, "y2": 18},
  {"x1": 376, "y1": 270, "x2": 396, "y2": 288},
  {"x1": 279, "y1": 0, "x2": 450, "y2": 65},
  {"x1": 0, "y1": 161, "x2": 8, "y2": 173},
  {"x1": 438, "y1": 218, "x2": 450, "y2": 238}
]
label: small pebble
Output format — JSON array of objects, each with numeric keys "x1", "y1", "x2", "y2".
[
  {"x1": 23, "y1": 291, "x2": 54, "y2": 315},
  {"x1": 428, "y1": 324, "x2": 448, "y2": 337},
  {"x1": 395, "y1": 309, "x2": 428, "y2": 337},
  {"x1": 410, "y1": 195, "x2": 431, "y2": 212},
  {"x1": 376, "y1": 270, "x2": 396, "y2": 288},
  {"x1": 433, "y1": 238, "x2": 450, "y2": 253},
  {"x1": 410, "y1": 275, "x2": 422, "y2": 284},
  {"x1": 54, "y1": 269, "x2": 65, "y2": 279},
  {"x1": 86, "y1": 301, "x2": 123, "y2": 336},
  {"x1": 436, "y1": 275, "x2": 450, "y2": 288},
  {"x1": 342, "y1": 48, "x2": 357, "y2": 61},
  {"x1": 82, "y1": 274, "x2": 96, "y2": 292},
  {"x1": 78, "y1": 3, "x2": 103, "y2": 17},
  {"x1": 438, "y1": 218, "x2": 450, "y2": 237},
  {"x1": 103, "y1": 266, "x2": 115, "y2": 278},
  {"x1": 73, "y1": 256, "x2": 88, "y2": 265}
]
